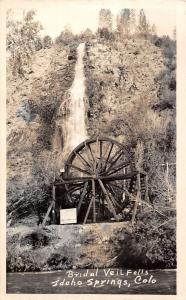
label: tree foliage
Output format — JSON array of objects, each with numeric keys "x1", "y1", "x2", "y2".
[
  {"x1": 42, "y1": 35, "x2": 53, "y2": 49},
  {"x1": 116, "y1": 9, "x2": 131, "y2": 36},
  {"x1": 137, "y1": 9, "x2": 150, "y2": 35},
  {"x1": 7, "y1": 9, "x2": 43, "y2": 76},
  {"x1": 55, "y1": 25, "x2": 77, "y2": 45},
  {"x1": 98, "y1": 9, "x2": 113, "y2": 31}
]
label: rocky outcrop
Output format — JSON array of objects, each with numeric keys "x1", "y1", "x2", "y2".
[{"x1": 84, "y1": 38, "x2": 164, "y2": 137}]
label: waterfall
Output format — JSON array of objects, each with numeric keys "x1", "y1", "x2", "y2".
[
  {"x1": 53, "y1": 43, "x2": 88, "y2": 155},
  {"x1": 64, "y1": 42, "x2": 88, "y2": 151}
]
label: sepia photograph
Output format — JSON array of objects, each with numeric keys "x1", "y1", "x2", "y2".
[{"x1": 3, "y1": 0, "x2": 179, "y2": 296}]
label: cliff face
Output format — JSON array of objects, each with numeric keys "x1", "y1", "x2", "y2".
[
  {"x1": 7, "y1": 44, "x2": 77, "y2": 222},
  {"x1": 84, "y1": 38, "x2": 164, "y2": 138}
]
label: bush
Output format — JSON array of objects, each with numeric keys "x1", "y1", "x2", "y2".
[
  {"x1": 112, "y1": 211, "x2": 176, "y2": 269},
  {"x1": 42, "y1": 35, "x2": 53, "y2": 49},
  {"x1": 97, "y1": 28, "x2": 115, "y2": 41}
]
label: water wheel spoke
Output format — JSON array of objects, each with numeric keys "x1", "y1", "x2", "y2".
[
  {"x1": 66, "y1": 163, "x2": 92, "y2": 176},
  {"x1": 85, "y1": 142, "x2": 95, "y2": 163},
  {"x1": 96, "y1": 140, "x2": 103, "y2": 173},
  {"x1": 106, "y1": 160, "x2": 131, "y2": 176},
  {"x1": 94, "y1": 137, "x2": 99, "y2": 173},
  {"x1": 73, "y1": 150, "x2": 93, "y2": 173},
  {"x1": 82, "y1": 142, "x2": 94, "y2": 167},
  {"x1": 102, "y1": 143, "x2": 114, "y2": 173},
  {"x1": 98, "y1": 179, "x2": 119, "y2": 221},
  {"x1": 77, "y1": 182, "x2": 88, "y2": 214},
  {"x1": 103, "y1": 149, "x2": 124, "y2": 175}
]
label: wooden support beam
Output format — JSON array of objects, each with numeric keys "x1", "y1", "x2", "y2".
[
  {"x1": 54, "y1": 172, "x2": 138, "y2": 185},
  {"x1": 131, "y1": 173, "x2": 141, "y2": 225},
  {"x1": 83, "y1": 197, "x2": 94, "y2": 224},
  {"x1": 42, "y1": 200, "x2": 55, "y2": 227},
  {"x1": 64, "y1": 184, "x2": 73, "y2": 204},
  {"x1": 42, "y1": 185, "x2": 56, "y2": 226},
  {"x1": 77, "y1": 182, "x2": 88, "y2": 214},
  {"x1": 98, "y1": 179, "x2": 119, "y2": 221},
  {"x1": 92, "y1": 179, "x2": 96, "y2": 223},
  {"x1": 101, "y1": 172, "x2": 138, "y2": 182}
]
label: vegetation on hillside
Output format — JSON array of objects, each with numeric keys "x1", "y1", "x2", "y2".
[{"x1": 6, "y1": 8, "x2": 176, "y2": 270}]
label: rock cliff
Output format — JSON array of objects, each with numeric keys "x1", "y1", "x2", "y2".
[{"x1": 84, "y1": 38, "x2": 164, "y2": 138}]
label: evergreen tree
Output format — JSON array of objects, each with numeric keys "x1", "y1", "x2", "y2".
[
  {"x1": 117, "y1": 9, "x2": 131, "y2": 36},
  {"x1": 137, "y1": 9, "x2": 149, "y2": 35},
  {"x1": 42, "y1": 35, "x2": 53, "y2": 49},
  {"x1": 55, "y1": 25, "x2": 74, "y2": 45},
  {"x1": 98, "y1": 9, "x2": 113, "y2": 31},
  {"x1": 130, "y1": 9, "x2": 136, "y2": 34}
]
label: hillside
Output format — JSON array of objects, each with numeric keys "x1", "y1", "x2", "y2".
[
  {"x1": 7, "y1": 43, "x2": 77, "y2": 223},
  {"x1": 6, "y1": 30, "x2": 176, "y2": 271},
  {"x1": 7, "y1": 32, "x2": 176, "y2": 225},
  {"x1": 84, "y1": 38, "x2": 164, "y2": 138}
]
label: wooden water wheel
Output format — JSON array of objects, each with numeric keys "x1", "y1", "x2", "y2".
[{"x1": 43, "y1": 137, "x2": 148, "y2": 225}]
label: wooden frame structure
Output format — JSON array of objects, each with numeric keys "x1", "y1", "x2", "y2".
[{"x1": 42, "y1": 137, "x2": 149, "y2": 226}]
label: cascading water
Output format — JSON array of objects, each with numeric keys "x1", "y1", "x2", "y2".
[
  {"x1": 64, "y1": 43, "x2": 88, "y2": 151},
  {"x1": 53, "y1": 42, "x2": 88, "y2": 156}
]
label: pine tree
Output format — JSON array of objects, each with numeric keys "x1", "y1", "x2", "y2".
[
  {"x1": 117, "y1": 9, "x2": 131, "y2": 36},
  {"x1": 138, "y1": 9, "x2": 149, "y2": 35},
  {"x1": 98, "y1": 9, "x2": 113, "y2": 31},
  {"x1": 130, "y1": 9, "x2": 136, "y2": 34}
]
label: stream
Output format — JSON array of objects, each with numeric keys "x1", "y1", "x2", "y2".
[{"x1": 7, "y1": 268, "x2": 176, "y2": 294}]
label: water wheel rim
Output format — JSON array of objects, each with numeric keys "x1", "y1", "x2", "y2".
[
  {"x1": 64, "y1": 136, "x2": 133, "y2": 178},
  {"x1": 61, "y1": 136, "x2": 138, "y2": 223}
]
